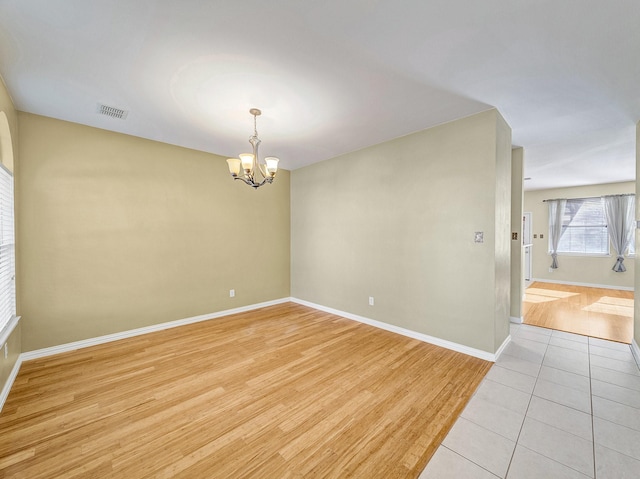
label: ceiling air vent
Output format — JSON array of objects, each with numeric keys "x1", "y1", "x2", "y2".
[{"x1": 97, "y1": 103, "x2": 129, "y2": 119}]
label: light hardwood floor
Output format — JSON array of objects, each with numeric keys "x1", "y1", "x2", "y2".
[
  {"x1": 0, "y1": 303, "x2": 490, "y2": 478},
  {"x1": 523, "y1": 282, "x2": 634, "y2": 343}
]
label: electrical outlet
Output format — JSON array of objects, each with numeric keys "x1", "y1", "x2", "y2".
[
  {"x1": 369, "y1": 296, "x2": 374, "y2": 306},
  {"x1": 549, "y1": 268, "x2": 553, "y2": 272},
  {"x1": 229, "y1": 289, "x2": 235, "y2": 298},
  {"x1": 3, "y1": 343, "x2": 7, "y2": 359}
]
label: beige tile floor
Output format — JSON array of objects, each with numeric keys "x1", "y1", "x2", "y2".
[{"x1": 419, "y1": 323, "x2": 640, "y2": 479}]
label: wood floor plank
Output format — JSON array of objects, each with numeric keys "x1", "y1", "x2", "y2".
[
  {"x1": 523, "y1": 282, "x2": 634, "y2": 343},
  {"x1": 0, "y1": 303, "x2": 490, "y2": 478}
]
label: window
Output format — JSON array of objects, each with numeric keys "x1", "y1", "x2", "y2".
[
  {"x1": 0, "y1": 164, "x2": 15, "y2": 333},
  {"x1": 551, "y1": 198, "x2": 609, "y2": 255}
]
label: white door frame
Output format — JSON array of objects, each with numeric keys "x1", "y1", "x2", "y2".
[{"x1": 523, "y1": 212, "x2": 533, "y2": 283}]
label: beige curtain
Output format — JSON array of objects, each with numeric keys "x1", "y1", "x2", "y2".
[
  {"x1": 603, "y1": 194, "x2": 635, "y2": 272},
  {"x1": 548, "y1": 199, "x2": 567, "y2": 269}
]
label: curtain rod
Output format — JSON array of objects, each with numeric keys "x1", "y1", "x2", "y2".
[{"x1": 543, "y1": 193, "x2": 635, "y2": 202}]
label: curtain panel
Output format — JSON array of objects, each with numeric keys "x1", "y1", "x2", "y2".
[
  {"x1": 603, "y1": 194, "x2": 635, "y2": 272},
  {"x1": 548, "y1": 199, "x2": 567, "y2": 269}
]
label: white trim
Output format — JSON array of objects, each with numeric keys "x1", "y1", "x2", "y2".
[
  {"x1": 291, "y1": 298, "x2": 502, "y2": 362},
  {"x1": 631, "y1": 340, "x2": 640, "y2": 371},
  {"x1": 0, "y1": 315, "x2": 20, "y2": 347},
  {"x1": 3, "y1": 297, "x2": 507, "y2": 411},
  {"x1": 21, "y1": 298, "x2": 290, "y2": 361},
  {"x1": 552, "y1": 252, "x2": 611, "y2": 258},
  {"x1": 510, "y1": 316, "x2": 523, "y2": 324},
  {"x1": 0, "y1": 354, "x2": 22, "y2": 413},
  {"x1": 3, "y1": 301, "x2": 288, "y2": 412},
  {"x1": 531, "y1": 278, "x2": 634, "y2": 292},
  {"x1": 494, "y1": 334, "x2": 511, "y2": 361}
]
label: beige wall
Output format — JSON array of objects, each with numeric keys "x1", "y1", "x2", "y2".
[
  {"x1": 510, "y1": 148, "x2": 524, "y2": 320},
  {"x1": 524, "y1": 182, "x2": 635, "y2": 289},
  {"x1": 17, "y1": 113, "x2": 290, "y2": 351},
  {"x1": 291, "y1": 109, "x2": 511, "y2": 354},
  {"x1": 0, "y1": 75, "x2": 19, "y2": 395}
]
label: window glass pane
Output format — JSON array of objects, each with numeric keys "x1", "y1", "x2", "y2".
[{"x1": 554, "y1": 198, "x2": 609, "y2": 255}]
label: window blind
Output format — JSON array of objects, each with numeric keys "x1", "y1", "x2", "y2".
[
  {"x1": 555, "y1": 197, "x2": 609, "y2": 255},
  {"x1": 0, "y1": 165, "x2": 15, "y2": 334}
]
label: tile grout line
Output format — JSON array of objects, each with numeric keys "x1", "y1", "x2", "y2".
[
  {"x1": 421, "y1": 323, "x2": 636, "y2": 478},
  {"x1": 503, "y1": 325, "x2": 638, "y2": 478},
  {"x1": 459, "y1": 325, "x2": 610, "y2": 478},
  {"x1": 542, "y1": 332, "x2": 598, "y2": 478},
  {"x1": 588, "y1": 338, "x2": 596, "y2": 479},
  {"x1": 590, "y1": 338, "x2": 640, "y2": 476},
  {"x1": 502, "y1": 326, "x2": 549, "y2": 479},
  {"x1": 514, "y1": 328, "x2": 600, "y2": 478},
  {"x1": 590, "y1": 379, "x2": 640, "y2": 411},
  {"x1": 439, "y1": 445, "x2": 501, "y2": 479}
]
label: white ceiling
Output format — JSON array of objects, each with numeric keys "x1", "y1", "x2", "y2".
[{"x1": 0, "y1": 0, "x2": 638, "y2": 191}]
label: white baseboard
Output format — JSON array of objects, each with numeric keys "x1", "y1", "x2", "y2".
[
  {"x1": 494, "y1": 334, "x2": 511, "y2": 361},
  {"x1": 0, "y1": 354, "x2": 22, "y2": 413},
  {"x1": 531, "y1": 278, "x2": 634, "y2": 291},
  {"x1": 1, "y1": 299, "x2": 291, "y2": 412},
  {"x1": 632, "y1": 340, "x2": 640, "y2": 371},
  {"x1": 510, "y1": 316, "x2": 523, "y2": 324},
  {"x1": 21, "y1": 298, "x2": 291, "y2": 361},
  {"x1": 291, "y1": 298, "x2": 504, "y2": 362},
  {"x1": 4, "y1": 297, "x2": 511, "y2": 411}
]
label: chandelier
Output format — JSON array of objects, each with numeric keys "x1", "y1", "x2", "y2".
[{"x1": 226, "y1": 108, "x2": 279, "y2": 189}]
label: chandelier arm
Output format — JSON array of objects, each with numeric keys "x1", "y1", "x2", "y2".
[
  {"x1": 234, "y1": 176, "x2": 253, "y2": 186},
  {"x1": 234, "y1": 175, "x2": 269, "y2": 189}
]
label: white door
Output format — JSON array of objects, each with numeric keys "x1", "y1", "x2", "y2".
[{"x1": 523, "y1": 212, "x2": 533, "y2": 281}]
